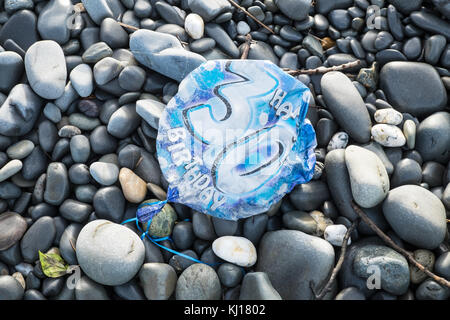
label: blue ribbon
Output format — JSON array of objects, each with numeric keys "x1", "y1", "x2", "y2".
[{"x1": 122, "y1": 188, "x2": 223, "y2": 268}]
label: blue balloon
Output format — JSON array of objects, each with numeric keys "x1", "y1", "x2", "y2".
[{"x1": 138, "y1": 59, "x2": 317, "y2": 221}]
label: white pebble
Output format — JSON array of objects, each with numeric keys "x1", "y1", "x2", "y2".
[
  {"x1": 184, "y1": 13, "x2": 204, "y2": 40},
  {"x1": 374, "y1": 108, "x2": 403, "y2": 125},
  {"x1": 371, "y1": 124, "x2": 406, "y2": 147},
  {"x1": 327, "y1": 131, "x2": 349, "y2": 152},
  {"x1": 212, "y1": 236, "x2": 257, "y2": 267},
  {"x1": 0, "y1": 159, "x2": 23, "y2": 183},
  {"x1": 324, "y1": 224, "x2": 351, "y2": 246},
  {"x1": 403, "y1": 119, "x2": 416, "y2": 149}
]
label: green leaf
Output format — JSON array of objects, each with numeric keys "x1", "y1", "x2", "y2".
[{"x1": 38, "y1": 250, "x2": 69, "y2": 278}]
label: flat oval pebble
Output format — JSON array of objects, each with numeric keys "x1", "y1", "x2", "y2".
[
  {"x1": 118, "y1": 168, "x2": 147, "y2": 203},
  {"x1": 89, "y1": 162, "x2": 119, "y2": 186},
  {"x1": 69, "y1": 64, "x2": 94, "y2": 98},
  {"x1": 184, "y1": 13, "x2": 204, "y2": 40},
  {"x1": 345, "y1": 145, "x2": 389, "y2": 208},
  {"x1": 176, "y1": 264, "x2": 221, "y2": 300},
  {"x1": 382, "y1": 185, "x2": 447, "y2": 249},
  {"x1": 6, "y1": 140, "x2": 34, "y2": 160},
  {"x1": 0, "y1": 212, "x2": 28, "y2": 251},
  {"x1": 76, "y1": 220, "x2": 145, "y2": 286},
  {"x1": 371, "y1": 124, "x2": 406, "y2": 147},
  {"x1": 24, "y1": 40, "x2": 67, "y2": 100},
  {"x1": 0, "y1": 160, "x2": 23, "y2": 182},
  {"x1": 212, "y1": 236, "x2": 257, "y2": 267},
  {"x1": 374, "y1": 108, "x2": 403, "y2": 125},
  {"x1": 324, "y1": 224, "x2": 350, "y2": 247},
  {"x1": 327, "y1": 131, "x2": 349, "y2": 152}
]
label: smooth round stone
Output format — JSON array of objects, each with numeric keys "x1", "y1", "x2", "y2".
[
  {"x1": 139, "y1": 263, "x2": 177, "y2": 300},
  {"x1": 89, "y1": 162, "x2": 119, "y2": 186},
  {"x1": 59, "y1": 199, "x2": 92, "y2": 223},
  {"x1": 416, "y1": 112, "x2": 450, "y2": 164},
  {"x1": 374, "y1": 108, "x2": 402, "y2": 125},
  {"x1": 345, "y1": 145, "x2": 389, "y2": 208},
  {"x1": 0, "y1": 51, "x2": 24, "y2": 93},
  {"x1": 118, "y1": 66, "x2": 146, "y2": 91},
  {"x1": 289, "y1": 180, "x2": 330, "y2": 212},
  {"x1": 371, "y1": 124, "x2": 406, "y2": 147},
  {"x1": 130, "y1": 29, "x2": 206, "y2": 82},
  {"x1": 37, "y1": 0, "x2": 72, "y2": 44},
  {"x1": 44, "y1": 162, "x2": 69, "y2": 206},
  {"x1": 416, "y1": 279, "x2": 450, "y2": 300},
  {"x1": 435, "y1": 252, "x2": 450, "y2": 280},
  {"x1": 257, "y1": 230, "x2": 334, "y2": 299},
  {"x1": 93, "y1": 186, "x2": 125, "y2": 222},
  {"x1": 0, "y1": 84, "x2": 44, "y2": 137},
  {"x1": 335, "y1": 287, "x2": 365, "y2": 300},
  {"x1": 329, "y1": 9, "x2": 351, "y2": 30},
  {"x1": 82, "y1": 42, "x2": 113, "y2": 64},
  {"x1": 38, "y1": 120, "x2": 58, "y2": 153},
  {"x1": 184, "y1": 13, "x2": 204, "y2": 40},
  {"x1": 176, "y1": 264, "x2": 221, "y2": 300},
  {"x1": 76, "y1": 220, "x2": 145, "y2": 286},
  {"x1": 205, "y1": 23, "x2": 239, "y2": 58},
  {"x1": 0, "y1": 181, "x2": 21, "y2": 199},
  {"x1": 324, "y1": 224, "x2": 350, "y2": 247},
  {"x1": 247, "y1": 41, "x2": 279, "y2": 64},
  {"x1": 93, "y1": 57, "x2": 124, "y2": 86},
  {"x1": 70, "y1": 135, "x2": 90, "y2": 163},
  {"x1": 134, "y1": 0, "x2": 152, "y2": 18},
  {"x1": 0, "y1": 212, "x2": 28, "y2": 251},
  {"x1": 403, "y1": 120, "x2": 416, "y2": 149},
  {"x1": 410, "y1": 249, "x2": 435, "y2": 284},
  {"x1": 119, "y1": 168, "x2": 147, "y2": 203},
  {"x1": 403, "y1": 37, "x2": 422, "y2": 60},
  {"x1": 282, "y1": 210, "x2": 317, "y2": 234},
  {"x1": 380, "y1": 62, "x2": 447, "y2": 117},
  {"x1": 43, "y1": 103, "x2": 62, "y2": 123},
  {"x1": 236, "y1": 21, "x2": 251, "y2": 35},
  {"x1": 391, "y1": 159, "x2": 422, "y2": 187},
  {"x1": 239, "y1": 272, "x2": 282, "y2": 300},
  {"x1": 59, "y1": 223, "x2": 82, "y2": 265},
  {"x1": 75, "y1": 276, "x2": 109, "y2": 300},
  {"x1": 353, "y1": 243, "x2": 410, "y2": 295},
  {"x1": 24, "y1": 40, "x2": 67, "y2": 99},
  {"x1": 327, "y1": 132, "x2": 349, "y2": 152},
  {"x1": 425, "y1": 35, "x2": 447, "y2": 65},
  {"x1": 422, "y1": 162, "x2": 445, "y2": 188},
  {"x1": 0, "y1": 10, "x2": 39, "y2": 51},
  {"x1": 172, "y1": 221, "x2": 195, "y2": 251},
  {"x1": 6, "y1": 140, "x2": 34, "y2": 160},
  {"x1": 136, "y1": 99, "x2": 164, "y2": 130},
  {"x1": 321, "y1": 72, "x2": 372, "y2": 143},
  {"x1": 68, "y1": 113, "x2": 100, "y2": 131},
  {"x1": 69, "y1": 64, "x2": 93, "y2": 98},
  {"x1": 212, "y1": 217, "x2": 238, "y2": 237},
  {"x1": 90, "y1": 126, "x2": 118, "y2": 155},
  {"x1": 0, "y1": 160, "x2": 23, "y2": 182},
  {"x1": 382, "y1": 185, "x2": 447, "y2": 249},
  {"x1": 58, "y1": 125, "x2": 81, "y2": 138},
  {"x1": 142, "y1": 200, "x2": 177, "y2": 238},
  {"x1": 274, "y1": 0, "x2": 311, "y2": 21},
  {"x1": 20, "y1": 216, "x2": 56, "y2": 263},
  {"x1": 107, "y1": 104, "x2": 141, "y2": 139},
  {"x1": 374, "y1": 31, "x2": 394, "y2": 51},
  {"x1": 100, "y1": 18, "x2": 129, "y2": 49},
  {"x1": 0, "y1": 275, "x2": 24, "y2": 300},
  {"x1": 189, "y1": 38, "x2": 216, "y2": 53},
  {"x1": 69, "y1": 164, "x2": 90, "y2": 185},
  {"x1": 212, "y1": 236, "x2": 257, "y2": 267},
  {"x1": 217, "y1": 263, "x2": 243, "y2": 288}
]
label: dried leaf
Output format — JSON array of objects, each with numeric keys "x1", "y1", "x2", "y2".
[
  {"x1": 321, "y1": 37, "x2": 336, "y2": 50},
  {"x1": 38, "y1": 250, "x2": 69, "y2": 278}
]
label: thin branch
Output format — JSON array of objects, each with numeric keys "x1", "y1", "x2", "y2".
[
  {"x1": 118, "y1": 21, "x2": 139, "y2": 31},
  {"x1": 240, "y1": 34, "x2": 253, "y2": 60},
  {"x1": 315, "y1": 219, "x2": 359, "y2": 300},
  {"x1": 227, "y1": 0, "x2": 275, "y2": 34},
  {"x1": 283, "y1": 60, "x2": 361, "y2": 76},
  {"x1": 351, "y1": 201, "x2": 450, "y2": 289}
]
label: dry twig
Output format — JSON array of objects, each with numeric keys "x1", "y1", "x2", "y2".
[
  {"x1": 283, "y1": 60, "x2": 361, "y2": 76},
  {"x1": 240, "y1": 34, "x2": 253, "y2": 59},
  {"x1": 227, "y1": 0, "x2": 275, "y2": 34},
  {"x1": 314, "y1": 219, "x2": 359, "y2": 300},
  {"x1": 118, "y1": 21, "x2": 139, "y2": 31},
  {"x1": 351, "y1": 201, "x2": 450, "y2": 289}
]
